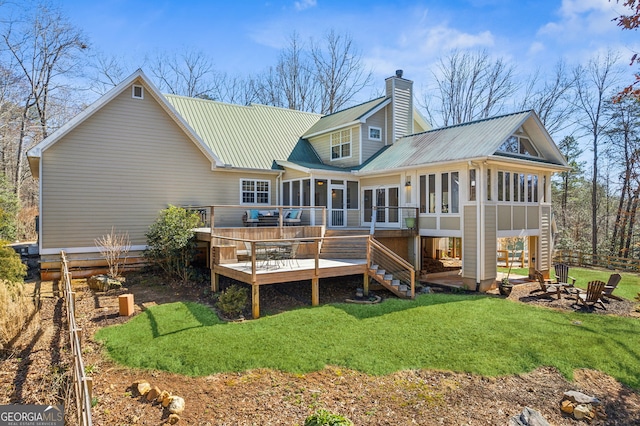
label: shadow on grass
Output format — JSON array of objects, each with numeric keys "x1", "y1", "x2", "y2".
[
  {"x1": 145, "y1": 301, "x2": 221, "y2": 338},
  {"x1": 331, "y1": 292, "x2": 490, "y2": 320}
]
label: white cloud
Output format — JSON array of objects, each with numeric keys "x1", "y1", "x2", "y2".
[
  {"x1": 527, "y1": 41, "x2": 545, "y2": 56},
  {"x1": 294, "y1": 0, "x2": 317, "y2": 11}
]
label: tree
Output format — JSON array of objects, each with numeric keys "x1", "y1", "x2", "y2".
[
  {"x1": 0, "y1": 1, "x2": 87, "y2": 200},
  {"x1": 612, "y1": 0, "x2": 640, "y2": 99},
  {"x1": 572, "y1": 50, "x2": 622, "y2": 257},
  {"x1": 0, "y1": 172, "x2": 18, "y2": 240},
  {"x1": 555, "y1": 136, "x2": 584, "y2": 229},
  {"x1": 310, "y1": 30, "x2": 372, "y2": 114},
  {"x1": 422, "y1": 49, "x2": 517, "y2": 127},
  {"x1": 274, "y1": 32, "x2": 319, "y2": 111}
]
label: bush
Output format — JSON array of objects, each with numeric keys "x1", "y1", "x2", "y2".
[
  {"x1": 216, "y1": 285, "x2": 248, "y2": 318},
  {"x1": 0, "y1": 174, "x2": 19, "y2": 241},
  {"x1": 0, "y1": 279, "x2": 38, "y2": 350},
  {"x1": 145, "y1": 206, "x2": 201, "y2": 283},
  {"x1": 0, "y1": 240, "x2": 27, "y2": 283},
  {"x1": 304, "y1": 409, "x2": 353, "y2": 426},
  {"x1": 95, "y1": 227, "x2": 131, "y2": 279}
]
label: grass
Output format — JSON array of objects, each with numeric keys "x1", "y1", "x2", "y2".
[
  {"x1": 498, "y1": 266, "x2": 640, "y2": 300},
  {"x1": 95, "y1": 294, "x2": 640, "y2": 388}
]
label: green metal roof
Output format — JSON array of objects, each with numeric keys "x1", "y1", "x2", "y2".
[
  {"x1": 359, "y1": 110, "x2": 567, "y2": 172},
  {"x1": 164, "y1": 95, "x2": 322, "y2": 169},
  {"x1": 302, "y1": 97, "x2": 388, "y2": 137}
]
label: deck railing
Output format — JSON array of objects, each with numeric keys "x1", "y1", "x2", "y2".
[{"x1": 61, "y1": 251, "x2": 93, "y2": 426}]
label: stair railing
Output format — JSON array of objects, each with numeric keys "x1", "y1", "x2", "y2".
[{"x1": 367, "y1": 236, "x2": 415, "y2": 298}]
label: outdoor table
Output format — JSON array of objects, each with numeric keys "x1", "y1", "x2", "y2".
[{"x1": 255, "y1": 241, "x2": 292, "y2": 269}]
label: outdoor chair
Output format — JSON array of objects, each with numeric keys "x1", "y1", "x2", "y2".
[
  {"x1": 287, "y1": 240, "x2": 301, "y2": 267},
  {"x1": 533, "y1": 270, "x2": 561, "y2": 299},
  {"x1": 283, "y1": 209, "x2": 303, "y2": 226},
  {"x1": 575, "y1": 280, "x2": 606, "y2": 309},
  {"x1": 602, "y1": 273, "x2": 622, "y2": 301},
  {"x1": 554, "y1": 263, "x2": 576, "y2": 288}
]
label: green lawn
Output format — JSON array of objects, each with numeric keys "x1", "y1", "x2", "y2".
[
  {"x1": 498, "y1": 266, "x2": 640, "y2": 300},
  {"x1": 95, "y1": 294, "x2": 640, "y2": 388}
]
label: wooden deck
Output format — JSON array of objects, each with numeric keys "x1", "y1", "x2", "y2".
[{"x1": 212, "y1": 256, "x2": 368, "y2": 319}]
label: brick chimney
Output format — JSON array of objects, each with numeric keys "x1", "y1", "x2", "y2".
[{"x1": 385, "y1": 70, "x2": 414, "y2": 143}]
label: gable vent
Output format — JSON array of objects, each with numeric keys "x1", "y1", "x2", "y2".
[{"x1": 132, "y1": 85, "x2": 144, "y2": 99}]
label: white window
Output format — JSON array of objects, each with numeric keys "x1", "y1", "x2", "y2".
[
  {"x1": 368, "y1": 126, "x2": 382, "y2": 141},
  {"x1": 331, "y1": 129, "x2": 351, "y2": 160},
  {"x1": 241, "y1": 179, "x2": 270, "y2": 204},
  {"x1": 132, "y1": 85, "x2": 144, "y2": 99},
  {"x1": 498, "y1": 135, "x2": 538, "y2": 157},
  {"x1": 497, "y1": 170, "x2": 540, "y2": 203}
]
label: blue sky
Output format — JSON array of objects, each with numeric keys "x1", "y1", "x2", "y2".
[{"x1": 57, "y1": 0, "x2": 637, "y2": 101}]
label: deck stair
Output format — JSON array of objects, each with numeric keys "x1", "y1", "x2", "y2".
[
  {"x1": 320, "y1": 229, "x2": 368, "y2": 259},
  {"x1": 367, "y1": 238, "x2": 415, "y2": 299}
]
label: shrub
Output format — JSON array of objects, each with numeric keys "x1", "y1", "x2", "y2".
[
  {"x1": 216, "y1": 284, "x2": 248, "y2": 318},
  {"x1": 0, "y1": 279, "x2": 38, "y2": 350},
  {"x1": 0, "y1": 240, "x2": 27, "y2": 283},
  {"x1": 95, "y1": 227, "x2": 131, "y2": 279},
  {"x1": 145, "y1": 206, "x2": 201, "y2": 283},
  {"x1": 304, "y1": 409, "x2": 353, "y2": 426}
]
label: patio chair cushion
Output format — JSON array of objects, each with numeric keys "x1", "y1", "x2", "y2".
[{"x1": 286, "y1": 209, "x2": 301, "y2": 219}]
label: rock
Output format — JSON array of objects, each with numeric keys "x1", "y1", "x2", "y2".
[
  {"x1": 509, "y1": 407, "x2": 550, "y2": 426},
  {"x1": 573, "y1": 404, "x2": 591, "y2": 420},
  {"x1": 168, "y1": 396, "x2": 185, "y2": 414},
  {"x1": 560, "y1": 400, "x2": 574, "y2": 414},
  {"x1": 88, "y1": 274, "x2": 122, "y2": 292},
  {"x1": 136, "y1": 381, "x2": 151, "y2": 396},
  {"x1": 146, "y1": 385, "x2": 161, "y2": 401},
  {"x1": 563, "y1": 390, "x2": 600, "y2": 406},
  {"x1": 166, "y1": 414, "x2": 180, "y2": 424},
  {"x1": 159, "y1": 390, "x2": 171, "y2": 405}
]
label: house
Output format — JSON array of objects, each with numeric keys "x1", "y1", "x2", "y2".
[{"x1": 27, "y1": 68, "x2": 568, "y2": 293}]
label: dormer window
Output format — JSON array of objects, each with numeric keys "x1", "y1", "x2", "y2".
[
  {"x1": 331, "y1": 129, "x2": 351, "y2": 160},
  {"x1": 498, "y1": 135, "x2": 538, "y2": 157},
  {"x1": 132, "y1": 85, "x2": 144, "y2": 99},
  {"x1": 368, "y1": 126, "x2": 382, "y2": 141}
]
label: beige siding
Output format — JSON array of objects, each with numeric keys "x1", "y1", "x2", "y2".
[
  {"x1": 463, "y1": 206, "x2": 477, "y2": 279},
  {"x1": 440, "y1": 216, "x2": 460, "y2": 230},
  {"x1": 308, "y1": 126, "x2": 361, "y2": 168},
  {"x1": 362, "y1": 109, "x2": 386, "y2": 161},
  {"x1": 420, "y1": 216, "x2": 437, "y2": 229},
  {"x1": 497, "y1": 206, "x2": 512, "y2": 230},
  {"x1": 539, "y1": 206, "x2": 551, "y2": 270},
  {"x1": 484, "y1": 205, "x2": 497, "y2": 279},
  {"x1": 513, "y1": 206, "x2": 526, "y2": 229},
  {"x1": 41, "y1": 84, "x2": 271, "y2": 251},
  {"x1": 360, "y1": 175, "x2": 401, "y2": 188},
  {"x1": 346, "y1": 210, "x2": 360, "y2": 227},
  {"x1": 527, "y1": 206, "x2": 539, "y2": 229}
]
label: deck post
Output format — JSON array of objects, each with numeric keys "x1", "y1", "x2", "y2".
[
  {"x1": 212, "y1": 271, "x2": 219, "y2": 292},
  {"x1": 252, "y1": 284, "x2": 260, "y2": 319},
  {"x1": 363, "y1": 273, "x2": 369, "y2": 296},
  {"x1": 311, "y1": 277, "x2": 319, "y2": 306}
]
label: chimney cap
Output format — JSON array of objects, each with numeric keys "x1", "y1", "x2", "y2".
[{"x1": 395, "y1": 69, "x2": 403, "y2": 78}]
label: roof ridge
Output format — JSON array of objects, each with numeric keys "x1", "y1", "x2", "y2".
[
  {"x1": 422, "y1": 110, "x2": 533, "y2": 134},
  {"x1": 163, "y1": 93, "x2": 322, "y2": 116},
  {"x1": 318, "y1": 96, "x2": 387, "y2": 118}
]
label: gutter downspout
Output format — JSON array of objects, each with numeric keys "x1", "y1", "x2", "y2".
[{"x1": 276, "y1": 171, "x2": 283, "y2": 205}]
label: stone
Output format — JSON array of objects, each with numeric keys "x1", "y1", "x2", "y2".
[
  {"x1": 159, "y1": 390, "x2": 171, "y2": 405},
  {"x1": 573, "y1": 404, "x2": 591, "y2": 420},
  {"x1": 146, "y1": 385, "x2": 161, "y2": 401},
  {"x1": 167, "y1": 414, "x2": 180, "y2": 424},
  {"x1": 88, "y1": 274, "x2": 122, "y2": 292},
  {"x1": 168, "y1": 396, "x2": 185, "y2": 414},
  {"x1": 136, "y1": 381, "x2": 151, "y2": 396},
  {"x1": 563, "y1": 390, "x2": 600, "y2": 406},
  {"x1": 560, "y1": 400, "x2": 574, "y2": 414},
  {"x1": 508, "y1": 407, "x2": 550, "y2": 426}
]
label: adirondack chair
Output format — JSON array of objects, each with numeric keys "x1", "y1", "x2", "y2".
[
  {"x1": 554, "y1": 263, "x2": 576, "y2": 288},
  {"x1": 602, "y1": 273, "x2": 622, "y2": 301},
  {"x1": 533, "y1": 270, "x2": 561, "y2": 299},
  {"x1": 575, "y1": 280, "x2": 606, "y2": 309}
]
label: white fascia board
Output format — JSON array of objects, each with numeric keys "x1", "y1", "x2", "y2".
[
  {"x1": 356, "y1": 157, "x2": 489, "y2": 176},
  {"x1": 41, "y1": 245, "x2": 147, "y2": 256},
  {"x1": 358, "y1": 98, "x2": 391, "y2": 122},
  {"x1": 275, "y1": 161, "x2": 311, "y2": 174},
  {"x1": 485, "y1": 155, "x2": 571, "y2": 172},
  {"x1": 303, "y1": 120, "x2": 361, "y2": 139}
]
